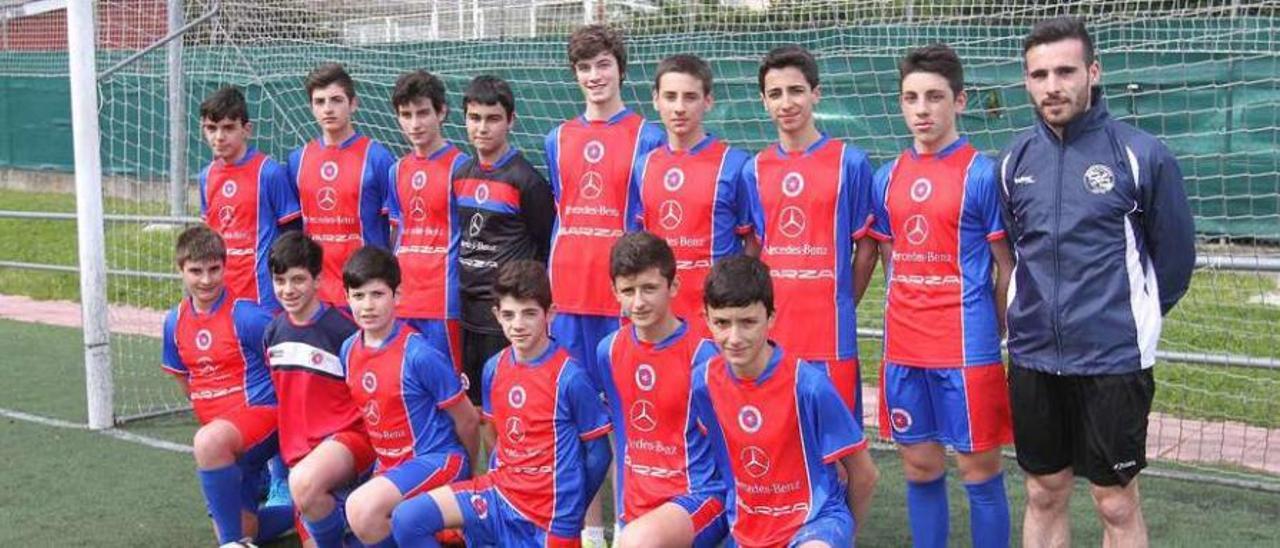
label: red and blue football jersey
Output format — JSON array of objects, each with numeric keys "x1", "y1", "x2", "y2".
[
  {"x1": 385, "y1": 143, "x2": 469, "y2": 320},
  {"x1": 869, "y1": 138, "x2": 1005, "y2": 367},
  {"x1": 545, "y1": 109, "x2": 665, "y2": 315},
  {"x1": 691, "y1": 345, "x2": 866, "y2": 546},
  {"x1": 481, "y1": 343, "x2": 613, "y2": 538},
  {"x1": 161, "y1": 290, "x2": 276, "y2": 424},
  {"x1": 341, "y1": 321, "x2": 469, "y2": 471},
  {"x1": 747, "y1": 135, "x2": 875, "y2": 361},
  {"x1": 594, "y1": 322, "x2": 723, "y2": 524},
  {"x1": 631, "y1": 136, "x2": 757, "y2": 338},
  {"x1": 290, "y1": 134, "x2": 395, "y2": 306},
  {"x1": 199, "y1": 147, "x2": 301, "y2": 311}
]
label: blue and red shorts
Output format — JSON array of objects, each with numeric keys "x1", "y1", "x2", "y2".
[
  {"x1": 878, "y1": 361, "x2": 1012, "y2": 452},
  {"x1": 619, "y1": 493, "x2": 727, "y2": 548},
  {"x1": 450, "y1": 474, "x2": 579, "y2": 547},
  {"x1": 381, "y1": 451, "x2": 469, "y2": 500}
]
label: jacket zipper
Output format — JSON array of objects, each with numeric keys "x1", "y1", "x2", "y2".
[{"x1": 1052, "y1": 138, "x2": 1065, "y2": 375}]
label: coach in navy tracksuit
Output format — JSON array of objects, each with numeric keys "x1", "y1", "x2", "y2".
[{"x1": 998, "y1": 17, "x2": 1195, "y2": 547}]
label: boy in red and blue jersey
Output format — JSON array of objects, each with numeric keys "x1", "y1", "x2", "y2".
[
  {"x1": 595, "y1": 232, "x2": 727, "y2": 547},
  {"x1": 630, "y1": 54, "x2": 758, "y2": 341},
  {"x1": 289, "y1": 63, "x2": 395, "y2": 307},
  {"x1": 197, "y1": 86, "x2": 301, "y2": 312},
  {"x1": 746, "y1": 45, "x2": 878, "y2": 419},
  {"x1": 545, "y1": 25, "x2": 665, "y2": 387},
  {"x1": 867, "y1": 44, "x2": 1013, "y2": 548},
  {"x1": 160, "y1": 226, "x2": 290, "y2": 546},
  {"x1": 691, "y1": 256, "x2": 879, "y2": 547},
  {"x1": 264, "y1": 231, "x2": 375, "y2": 548},
  {"x1": 384, "y1": 70, "x2": 469, "y2": 376},
  {"x1": 335, "y1": 246, "x2": 481, "y2": 547},
  {"x1": 390, "y1": 260, "x2": 613, "y2": 547}
]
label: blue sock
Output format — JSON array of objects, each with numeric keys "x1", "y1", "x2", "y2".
[
  {"x1": 303, "y1": 503, "x2": 348, "y2": 548},
  {"x1": 198, "y1": 464, "x2": 244, "y2": 543},
  {"x1": 265, "y1": 454, "x2": 292, "y2": 508},
  {"x1": 965, "y1": 472, "x2": 1011, "y2": 548},
  {"x1": 906, "y1": 474, "x2": 949, "y2": 548},
  {"x1": 253, "y1": 504, "x2": 295, "y2": 543},
  {"x1": 391, "y1": 495, "x2": 444, "y2": 548}
]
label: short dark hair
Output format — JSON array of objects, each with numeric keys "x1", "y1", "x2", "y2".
[
  {"x1": 342, "y1": 245, "x2": 400, "y2": 291},
  {"x1": 1023, "y1": 16, "x2": 1095, "y2": 65},
  {"x1": 199, "y1": 86, "x2": 249, "y2": 124},
  {"x1": 703, "y1": 255, "x2": 773, "y2": 315},
  {"x1": 391, "y1": 70, "x2": 448, "y2": 114},
  {"x1": 568, "y1": 24, "x2": 627, "y2": 76},
  {"x1": 463, "y1": 75, "x2": 515, "y2": 120},
  {"x1": 175, "y1": 225, "x2": 225, "y2": 267},
  {"x1": 304, "y1": 62, "x2": 356, "y2": 99},
  {"x1": 492, "y1": 259, "x2": 553, "y2": 311},
  {"x1": 268, "y1": 231, "x2": 322, "y2": 277},
  {"x1": 654, "y1": 54, "x2": 713, "y2": 95},
  {"x1": 610, "y1": 231, "x2": 676, "y2": 284},
  {"x1": 899, "y1": 43, "x2": 964, "y2": 97},
  {"x1": 758, "y1": 44, "x2": 819, "y2": 92}
]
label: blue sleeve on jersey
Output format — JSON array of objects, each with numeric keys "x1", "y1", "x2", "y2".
[
  {"x1": 688, "y1": 363, "x2": 714, "y2": 435},
  {"x1": 969, "y1": 155, "x2": 1005, "y2": 239},
  {"x1": 369, "y1": 143, "x2": 396, "y2": 217},
  {"x1": 264, "y1": 158, "x2": 302, "y2": 225},
  {"x1": 741, "y1": 158, "x2": 765, "y2": 243},
  {"x1": 286, "y1": 148, "x2": 304, "y2": 192},
  {"x1": 564, "y1": 364, "x2": 612, "y2": 440},
  {"x1": 408, "y1": 336, "x2": 465, "y2": 408},
  {"x1": 583, "y1": 435, "x2": 612, "y2": 503},
  {"x1": 800, "y1": 363, "x2": 864, "y2": 462},
  {"x1": 869, "y1": 161, "x2": 894, "y2": 239},
  {"x1": 844, "y1": 148, "x2": 875, "y2": 240},
  {"x1": 726, "y1": 149, "x2": 757, "y2": 233},
  {"x1": 338, "y1": 332, "x2": 359, "y2": 379},
  {"x1": 627, "y1": 152, "x2": 649, "y2": 232},
  {"x1": 592, "y1": 333, "x2": 616, "y2": 398},
  {"x1": 232, "y1": 301, "x2": 272, "y2": 359},
  {"x1": 198, "y1": 165, "x2": 211, "y2": 219},
  {"x1": 543, "y1": 127, "x2": 562, "y2": 201},
  {"x1": 161, "y1": 307, "x2": 185, "y2": 375},
  {"x1": 638, "y1": 122, "x2": 667, "y2": 155},
  {"x1": 481, "y1": 353, "x2": 500, "y2": 418},
  {"x1": 385, "y1": 160, "x2": 403, "y2": 224},
  {"x1": 692, "y1": 338, "x2": 719, "y2": 367}
]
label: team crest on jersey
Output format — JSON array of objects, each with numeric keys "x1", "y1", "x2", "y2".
[
  {"x1": 890, "y1": 408, "x2": 913, "y2": 433},
  {"x1": 194, "y1": 329, "x2": 214, "y2": 351},
  {"x1": 583, "y1": 140, "x2": 606, "y2": 164},
  {"x1": 904, "y1": 214, "x2": 929, "y2": 246},
  {"x1": 217, "y1": 205, "x2": 235, "y2": 228},
  {"x1": 475, "y1": 183, "x2": 490, "y2": 204},
  {"x1": 740, "y1": 445, "x2": 771, "y2": 478},
  {"x1": 658, "y1": 200, "x2": 683, "y2": 231},
  {"x1": 579, "y1": 171, "x2": 604, "y2": 200},
  {"x1": 468, "y1": 213, "x2": 485, "y2": 237},
  {"x1": 1083, "y1": 164, "x2": 1115, "y2": 194},
  {"x1": 778, "y1": 206, "x2": 807, "y2": 239},
  {"x1": 630, "y1": 399, "x2": 657, "y2": 432},
  {"x1": 737, "y1": 405, "x2": 763, "y2": 434},
  {"x1": 317, "y1": 187, "x2": 339, "y2": 212},
  {"x1": 470, "y1": 494, "x2": 490, "y2": 519},
  {"x1": 320, "y1": 161, "x2": 340, "y2": 182},
  {"x1": 409, "y1": 196, "x2": 427, "y2": 221},
  {"x1": 361, "y1": 371, "x2": 378, "y2": 393},
  {"x1": 781, "y1": 172, "x2": 805, "y2": 197},
  {"x1": 662, "y1": 167, "x2": 685, "y2": 192},
  {"x1": 363, "y1": 400, "x2": 381, "y2": 426},
  {"x1": 508, "y1": 385, "x2": 527, "y2": 408},
  {"x1": 504, "y1": 416, "x2": 525, "y2": 443},
  {"x1": 221, "y1": 180, "x2": 238, "y2": 198},
  {"x1": 635, "y1": 363, "x2": 657, "y2": 391},
  {"x1": 410, "y1": 170, "x2": 427, "y2": 190},
  {"x1": 910, "y1": 178, "x2": 933, "y2": 202},
  {"x1": 310, "y1": 351, "x2": 324, "y2": 366}
]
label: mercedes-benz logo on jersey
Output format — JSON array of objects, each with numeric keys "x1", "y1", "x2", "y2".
[
  {"x1": 1084, "y1": 164, "x2": 1115, "y2": 194},
  {"x1": 910, "y1": 178, "x2": 933, "y2": 203},
  {"x1": 782, "y1": 172, "x2": 805, "y2": 197},
  {"x1": 778, "y1": 206, "x2": 807, "y2": 239},
  {"x1": 630, "y1": 400, "x2": 657, "y2": 433},
  {"x1": 508, "y1": 385, "x2": 527, "y2": 408},
  {"x1": 361, "y1": 371, "x2": 377, "y2": 393},
  {"x1": 409, "y1": 197, "x2": 427, "y2": 221},
  {"x1": 221, "y1": 180, "x2": 238, "y2": 198},
  {"x1": 663, "y1": 167, "x2": 685, "y2": 192},
  {"x1": 579, "y1": 171, "x2": 604, "y2": 200},
  {"x1": 737, "y1": 405, "x2": 763, "y2": 434},
  {"x1": 217, "y1": 205, "x2": 235, "y2": 228},
  {"x1": 505, "y1": 416, "x2": 525, "y2": 443},
  {"x1": 475, "y1": 183, "x2": 491, "y2": 204},
  {"x1": 363, "y1": 400, "x2": 381, "y2": 426},
  {"x1": 410, "y1": 170, "x2": 427, "y2": 190},
  {"x1": 890, "y1": 408, "x2": 913, "y2": 433},
  {"x1": 658, "y1": 200, "x2": 683, "y2": 231},
  {"x1": 470, "y1": 494, "x2": 490, "y2": 519},
  {"x1": 741, "y1": 446, "x2": 771, "y2": 478},
  {"x1": 196, "y1": 357, "x2": 216, "y2": 376},
  {"x1": 904, "y1": 214, "x2": 929, "y2": 246},
  {"x1": 583, "y1": 140, "x2": 605, "y2": 164},
  {"x1": 468, "y1": 213, "x2": 485, "y2": 237},
  {"x1": 635, "y1": 364, "x2": 656, "y2": 391},
  {"x1": 195, "y1": 329, "x2": 213, "y2": 351},
  {"x1": 320, "y1": 161, "x2": 340, "y2": 182},
  {"x1": 317, "y1": 187, "x2": 339, "y2": 212}
]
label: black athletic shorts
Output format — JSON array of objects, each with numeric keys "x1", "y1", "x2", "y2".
[
  {"x1": 1008, "y1": 365, "x2": 1155, "y2": 487},
  {"x1": 461, "y1": 328, "x2": 508, "y2": 405}
]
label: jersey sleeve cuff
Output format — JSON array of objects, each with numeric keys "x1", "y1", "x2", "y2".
[
  {"x1": 822, "y1": 437, "x2": 869, "y2": 463},
  {"x1": 851, "y1": 215, "x2": 874, "y2": 241},
  {"x1": 986, "y1": 230, "x2": 1007, "y2": 242},
  {"x1": 867, "y1": 229, "x2": 892, "y2": 242},
  {"x1": 436, "y1": 389, "x2": 468, "y2": 410},
  {"x1": 579, "y1": 423, "x2": 613, "y2": 441},
  {"x1": 277, "y1": 210, "x2": 302, "y2": 225},
  {"x1": 160, "y1": 364, "x2": 188, "y2": 377},
  {"x1": 734, "y1": 224, "x2": 755, "y2": 236}
]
